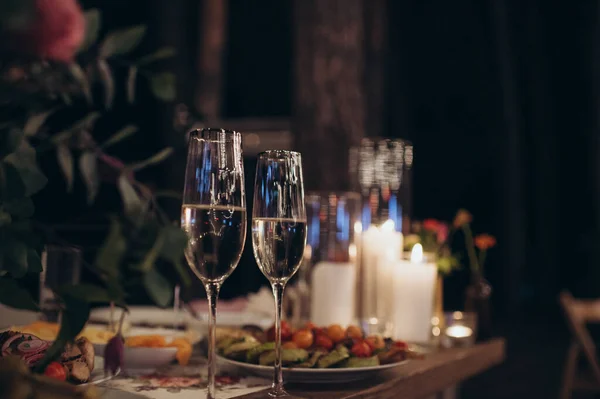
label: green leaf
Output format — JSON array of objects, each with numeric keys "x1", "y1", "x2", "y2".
[
  {"x1": 23, "y1": 109, "x2": 55, "y2": 137},
  {"x1": 137, "y1": 47, "x2": 176, "y2": 65},
  {"x1": 56, "y1": 144, "x2": 74, "y2": 192},
  {"x1": 126, "y1": 66, "x2": 137, "y2": 103},
  {"x1": 79, "y1": 151, "x2": 99, "y2": 204},
  {"x1": 4, "y1": 197, "x2": 34, "y2": 218},
  {"x1": 52, "y1": 112, "x2": 100, "y2": 144},
  {"x1": 94, "y1": 217, "x2": 126, "y2": 279},
  {"x1": 1, "y1": 163, "x2": 25, "y2": 200},
  {"x1": 101, "y1": 125, "x2": 138, "y2": 149},
  {"x1": 117, "y1": 174, "x2": 142, "y2": 216},
  {"x1": 59, "y1": 283, "x2": 111, "y2": 303},
  {"x1": 0, "y1": 277, "x2": 38, "y2": 311},
  {"x1": 173, "y1": 259, "x2": 191, "y2": 287},
  {"x1": 100, "y1": 25, "x2": 147, "y2": 57},
  {"x1": 159, "y1": 225, "x2": 187, "y2": 263},
  {"x1": 130, "y1": 148, "x2": 173, "y2": 171},
  {"x1": 97, "y1": 59, "x2": 114, "y2": 109},
  {"x1": 69, "y1": 64, "x2": 93, "y2": 104},
  {"x1": 4, "y1": 141, "x2": 47, "y2": 196},
  {"x1": 5, "y1": 239, "x2": 28, "y2": 278},
  {"x1": 34, "y1": 296, "x2": 90, "y2": 373},
  {"x1": 27, "y1": 249, "x2": 42, "y2": 273},
  {"x1": 80, "y1": 9, "x2": 101, "y2": 52},
  {"x1": 143, "y1": 269, "x2": 173, "y2": 308},
  {"x1": 150, "y1": 72, "x2": 176, "y2": 101},
  {"x1": 0, "y1": 210, "x2": 11, "y2": 227},
  {"x1": 138, "y1": 230, "x2": 165, "y2": 272},
  {"x1": 0, "y1": 128, "x2": 23, "y2": 158}
]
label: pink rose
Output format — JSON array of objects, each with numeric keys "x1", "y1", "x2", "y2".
[{"x1": 14, "y1": 0, "x2": 85, "y2": 62}]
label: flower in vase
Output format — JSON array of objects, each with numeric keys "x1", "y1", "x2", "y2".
[
  {"x1": 475, "y1": 234, "x2": 497, "y2": 250},
  {"x1": 453, "y1": 209, "x2": 473, "y2": 228},
  {"x1": 9, "y1": 0, "x2": 86, "y2": 63},
  {"x1": 422, "y1": 218, "x2": 440, "y2": 232}
]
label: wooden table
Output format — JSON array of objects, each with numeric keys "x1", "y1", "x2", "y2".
[{"x1": 235, "y1": 338, "x2": 506, "y2": 399}]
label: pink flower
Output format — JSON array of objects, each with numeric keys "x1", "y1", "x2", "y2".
[
  {"x1": 437, "y1": 222, "x2": 449, "y2": 244},
  {"x1": 15, "y1": 0, "x2": 85, "y2": 63}
]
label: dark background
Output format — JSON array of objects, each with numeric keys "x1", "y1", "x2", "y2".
[{"x1": 43, "y1": 1, "x2": 600, "y2": 397}]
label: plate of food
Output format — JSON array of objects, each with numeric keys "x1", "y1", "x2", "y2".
[
  {"x1": 0, "y1": 330, "x2": 118, "y2": 385},
  {"x1": 9, "y1": 321, "x2": 200, "y2": 371},
  {"x1": 215, "y1": 322, "x2": 424, "y2": 383}
]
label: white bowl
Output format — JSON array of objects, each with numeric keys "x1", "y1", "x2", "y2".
[{"x1": 93, "y1": 343, "x2": 177, "y2": 372}]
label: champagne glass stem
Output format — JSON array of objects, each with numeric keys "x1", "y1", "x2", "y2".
[
  {"x1": 205, "y1": 282, "x2": 221, "y2": 399},
  {"x1": 272, "y1": 282, "x2": 286, "y2": 395}
]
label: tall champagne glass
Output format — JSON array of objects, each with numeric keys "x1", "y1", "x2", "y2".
[
  {"x1": 252, "y1": 150, "x2": 307, "y2": 398},
  {"x1": 181, "y1": 128, "x2": 246, "y2": 399}
]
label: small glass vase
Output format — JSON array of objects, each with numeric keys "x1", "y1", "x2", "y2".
[{"x1": 464, "y1": 272, "x2": 493, "y2": 341}]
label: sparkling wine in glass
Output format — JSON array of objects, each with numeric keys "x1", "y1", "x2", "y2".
[
  {"x1": 252, "y1": 150, "x2": 307, "y2": 398},
  {"x1": 181, "y1": 128, "x2": 246, "y2": 399}
]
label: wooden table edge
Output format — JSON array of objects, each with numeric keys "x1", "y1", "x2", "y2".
[{"x1": 234, "y1": 338, "x2": 506, "y2": 399}]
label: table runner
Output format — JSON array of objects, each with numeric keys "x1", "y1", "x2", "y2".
[{"x1": 102, "y1": 353, "x2": 270, "y2": 399}]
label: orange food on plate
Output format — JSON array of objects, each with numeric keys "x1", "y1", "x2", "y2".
[
  {"x1": 125, "y1": 335, "x2": 192, "y2": 366},
  {"x1": 345, "y1": 325, "x2": 363, "y2": 340},
  {"x1": 292, "y1": 329, "x2": 313, "y2": 349},
  {"x1": 125, "y1": 335, "x2": 168, "y2": 348},
  {"x1": 282, "y1": 341, "x2": 298, "y2": 349},
  {"x1": 365, "y1": 335, "x2": 385, "y2": 350},
  {"x1": 167, "y1": 338, "x2": 192, "y2": 366},
  {"x1": 326, "y1": 324, "x2": 345, "y2": 343}
]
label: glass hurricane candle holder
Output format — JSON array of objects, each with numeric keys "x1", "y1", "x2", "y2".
[
  {"x1": 349, "y1": 138, "x2": 413, "y2": 335},
  {"x1": 293, "y1": 192, "x2": 361, "y2": 327},
  {"x1": 442, "y1": 311, "x2": 477, "y2": 348}
]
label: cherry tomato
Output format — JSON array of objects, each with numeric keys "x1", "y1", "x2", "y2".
[
  {"x1": 346, "y1": 325, "x2": 363, "y2": 340},
  {"x1": 304, "y1": 321, "x2": 317, "y2": 330},
  {"x1": 326, "y1": 324, "x2": 345, "y2": 343},
  {"x1": 266, "y1": 321, "x2": 293, "y2": 342},
  {"x1": 351, "y1": 340, "x2": 373, "y2": 358},
  {"x1": 292, "y1": 329, "x2": 314, "y2": 349},
  {"x1": 365, "y1": 335, "x2": 385, "y2": 351},
  {"x1": 314, "y1": 334, "x2": 334, "y2": 351},
  {"x1": 283, "y1": 341, "x2": 299, "y2": 349},
  {"x1": 393, "y1": 340, "x2": 408, "y2": 350},
  {"x1": 44, "y1": 362, "x2": 66, "y2": 381}
]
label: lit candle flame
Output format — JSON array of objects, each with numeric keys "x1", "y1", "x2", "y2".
[
  {"x1": 410, "y1": 243, "x2": 424, "y2": 263},
  {"x1": 354, "y1": 221, "x2": 363, "y2": 234},
  {"x1": 381, "y1": 219, "x2": 395, "y2": 232}
]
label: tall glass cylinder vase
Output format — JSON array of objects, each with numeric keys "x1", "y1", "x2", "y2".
[
  {"x1": 294, "y1": 192, "x2": 361, "y2": 327},
  {"x1": 349, "y1": 138, "x2": 414, "y2": 335}
]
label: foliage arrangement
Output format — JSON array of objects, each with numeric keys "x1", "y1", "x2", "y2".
[
  {"x1": 452, "y1": 209, "x2": 497, "y2": 276},
  {"x1": 0, "y1": 0, "x2": 189, "y2": 372},
  {"x1": 405, "y1": 218, "x2": 460, "y2": 275}
]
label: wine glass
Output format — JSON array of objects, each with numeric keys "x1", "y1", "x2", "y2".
[
  {"x1": 252, "y1": 150, "x2": 307, "y2": 398},
  {"x1": 181, "y1": 128, "x2": 246, "y2": 399}
]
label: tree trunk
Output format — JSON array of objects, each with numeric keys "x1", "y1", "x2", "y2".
[
  {"x1": 195, "y1": 0, "x2": 228, "y2": 122},
  {"x1": 293, "y1": 0, "x2": 381, "y2": 191}
]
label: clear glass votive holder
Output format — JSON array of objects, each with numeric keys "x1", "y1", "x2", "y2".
[{"x1": 442, "y1": 311, "x2": 477, "y2": 348}]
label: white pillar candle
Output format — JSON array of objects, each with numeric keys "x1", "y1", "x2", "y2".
[
  {"x1": 311, "y1": 262, "x2": 356, "y2": 326},
  {"x1": 360, "y1": 220, "x2": 403, "y2": 328},
  {"x1": 392, "y1": 243, "x2": 437, "y2": 343}
]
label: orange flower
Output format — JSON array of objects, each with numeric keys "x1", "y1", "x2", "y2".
[
  {"x1": 475, "y1": 234, "x2": 496, "y2": 250},
  {"x1": 453, "y1": 209, "x2": 473, "y2": 228},
  {"x1": 422, "y1": 218, "x2": 440, "y2": 232}
]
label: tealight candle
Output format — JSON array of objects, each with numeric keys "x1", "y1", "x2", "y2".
[
  {"x1": 392, "y1": 244, "x2": 437, "y2": 343},
  {"x1": 445, "y1": 325, "x2": 473, "y2": 339}
]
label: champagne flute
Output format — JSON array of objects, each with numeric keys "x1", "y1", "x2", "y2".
[
  {"x1": 252, "y1": 150, "x2": 307, "y2": 398},
  {"x1": 181, "y1": 128, "x2": 246, "y2": 399}
]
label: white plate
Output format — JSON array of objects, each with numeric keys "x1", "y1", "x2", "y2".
[
  {"x1": 79, "y1": 356, "x2": 120, "y2": 386},
  {"x1": 92, "y1": 343, "x2": 178, "y2": 372},
  {"x1": 90, "y1": 306, "x2": 192, "y2": 327},
  {"x1": 90, "y1": 306, "x2": 272, "y2": 330},
  {"x1": 217, "y1": 356, "x2": 409, "y2": 383}
]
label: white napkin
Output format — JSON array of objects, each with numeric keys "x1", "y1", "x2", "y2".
[{"x1": 245, "y1": 286, "x2": 274, "y2": 315}]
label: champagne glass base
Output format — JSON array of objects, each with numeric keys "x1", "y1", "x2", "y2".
[{"x1": 267, "y1": 386, "x2": 302, "y2": 398}]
